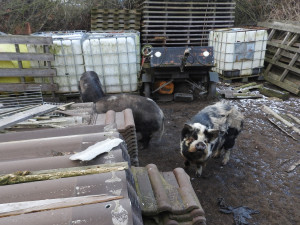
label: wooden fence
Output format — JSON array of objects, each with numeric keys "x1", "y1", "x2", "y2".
[
  {"x1": 91, "y1": 8, "x2": 141, "y2": 31},
  {"x1": 0, "y1": 35, "x2": 57, "y2": 95},
  {"x1": 141, "y1": 0, "x2": 236, "y2": 47},
  {"x1": 258, "y1": 21, "x2": 300, "y2": 95}
]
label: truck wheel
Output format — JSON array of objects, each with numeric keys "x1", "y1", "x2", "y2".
[{"x1": 144, "y1": 82, "x2": 151, "y2": 98}]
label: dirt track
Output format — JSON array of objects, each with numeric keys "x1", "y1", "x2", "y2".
[{"x1": 139, "y1": 81, "x2": 300, "y2": 225}]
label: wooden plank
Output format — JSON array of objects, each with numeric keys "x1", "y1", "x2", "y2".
[
  {"x1": 14, "y1": 44, "x2": 25, "y2": 83},
  {"x1": 264, "y1": 32, "x2": 292, "y2": 75},
  {"x1": 142, "y1": 1, "x2": 236, "y2": 6},
  {"x1": 142, "y1": 15, "x2": 235, "y2": 19},
  {"x1": 279, "y1": 46, "x2": 300, "y2": 81},
  {"x1": 264, "y1": 72, "x2": 299, "y2": 95},
  {"x1": 91, "y1": 9, "x2": 141, "y2": 14},
  {"x1": 258, "y1": 21, "x2": 300, "y2": 34},
  {"x1": 0, "y1": 68, "x2": 56, "y2": 77},
  {"x1": 267, "y1": 41, "x2": 300, "y2": 54},
  {"x1": 142, "y1": 42, "x2": 208, "y2": 46},
  {"x1": 141, "y1": 26, "x2": 232, "y2": 32},
  {"x1": 0, "y1": 83, "x2": 58, "y2": 92},
  {"x1": 145, "y1": 38, "x2": 208, "y2": 41},
  {"x1": 0, "y1": 53, "x2": 54, "y2": 61},
  {"x1": 0, "y1": 195, "x2": 123, "y2": 218},
  {"x1": 0, "y1": 35, "x2": 53, "y2": 45},
  {"x1": 142, "y1": 33, "x2": 209, "y2": 37},
  {"x1": 142, "y1": 10, "x2": 235, "y2": 15},
  {"x1": 143, "y1": 5, "x2": 236, "y2": 10},
  {"x1": 142, "y1": 22, "x2": 234, "y2": 27},
  {"x1": 267, "y1": 49, "x2": 300, "y2": 63},
  {"x1": 265, "y1": 57, "x2": 300, "y2": 75},
  {"x1": 141, "y1": 20, "x2": 234, "y2": 24},
  {"x1": 0, "y1": 104, "x2": 57, "y2": 131}
]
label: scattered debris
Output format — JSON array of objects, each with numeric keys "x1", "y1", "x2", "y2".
[
  {"x1": 286, "y1": 159, "x2": 300, "y2": 173},
  {"x1": 57, "y1": 102, "x2": 75, "y2": 111},
  {"x1": 217, "y1": 198, "x2": 260, "y2": 225},
  {"x1": 259, "y1": 87, "x2": 290, "y2": 100},
  {"x1": 0, "y1": 104, "x2": 57, "y2": 131},
  {"x1": 234, "y1": 82, "x2": 258, "y2": 91},
  {"x1": 267, "y1": 118, "x2": 297, "y2": 141},
  {"x1": 0, "y1": 162, "x2": 128, "y2": 185},
  {"x1": 262, "y1": 105, "x2": 300, "y2": 136},
  {"x1": 69, "y1": 138, "x2": 124, "y2": 161},
  {"x1": 287, "y1": 114, "x2": 300, "y2": 125},
  {"x1": 238, "y1": 84, "x2": 263, "y2": 93},
  {"x1": 13, "y1": 116, "x2": 83, "y2": 129},
  {"x1": 219, "y1": 90, "x2": 263, "y2": 99}
]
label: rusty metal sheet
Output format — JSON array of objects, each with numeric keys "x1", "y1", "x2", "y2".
[
  {"x1": 0, "y1": 198, "x2": 134, "y2": 225},
  {"x1": 0, "y1": 132, "x2": 121, "y2": 162},
  {"x1": 0, "y1": 149, "x2": 126, "y2": 175}
]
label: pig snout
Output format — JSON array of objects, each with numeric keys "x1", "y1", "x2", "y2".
[{"x1": 195, "y1": 142, "x2": 206, "y2": 151}]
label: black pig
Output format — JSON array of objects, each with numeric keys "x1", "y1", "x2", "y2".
[
  {"x1": 180, "y1": 101, "x2": 244, "y2": 177},
  {"x1": 79, "y1": 71, "x2": 105, "y2": 103},
  {"x1": 79, "y1": 71, "x2": 164, "y2": 149}
]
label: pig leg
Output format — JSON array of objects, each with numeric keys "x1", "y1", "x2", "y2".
[
  {"x1": 222, "y1": 150, "x2": 231, "y2": 165},
  {"x1": 195, "y1": 163, "x2": 203, "y2": 177},
  {"x1": 139, "y1": 132, "x2": 152, "y2": 149},
  {"x1": 212, "y1": 148, "x2": 221, "y2": 158},
  {"x1": 221, "y1": 127, "x2": 240, "y2": 165},
  {"x1": 222, "y1": 131, "x2": 237, "y2": 165},
  {"x1": 184, "y1": 160, "x2": 190, "y2": 169}
]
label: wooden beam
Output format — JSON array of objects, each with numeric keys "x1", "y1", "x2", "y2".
[
  {"x1": 265, "y1": 57, "x2": 300, "y2": 75},
  {"x1": 0, "y1": 68, "x2": 56, "y2": 77},
  {"x1": 267, "y1": 41, "x2": 300, "y2": 54},
  {"x1": 258, "y1": 21, "x2": 300, "y2": 34},
  {"x1": 0, "y1": 104, "x2": 57, "y2": 131},
  {"x1": 0, "y1": 195, "x2": 123, "y2": 218},
  {"x1": 0, "y1": 83, "x2": 58, "y2": 92},
  {"x1": 142, "y1": 1, "x2": 236, "y2": 5},
  {"x1": 0, "y1": 35, "x2": 53, "y2": 45},
  {"x1": 264, "y1": 72, "x2": 299, "y2": 95},
  {"x1": 0, "y1": 53, "x2": 54, "y2": 61}
]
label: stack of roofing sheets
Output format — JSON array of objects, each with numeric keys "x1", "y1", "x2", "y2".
[
  {"x1": 132, "y1": 164, "x2": 206, "y2": 225},
  {"x1": 94, "y1": 108, "x2": 139, "y2": 166},
  {"x1": 0, "y1": 125, "x2": 143, "y2": 225}
]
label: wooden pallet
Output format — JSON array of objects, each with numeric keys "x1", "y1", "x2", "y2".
[
  {"x1": 258, "y1": 21, "x2": 300, "y2": 95},
  {"x1": 219, "y1": 74, "x2": 264, "y2": 83},
  {"x1": 91, "y1": 8, "x2": 141, "y2": 31},
  {"x1": 0, "y1": 35, "x2": 57, "y2": 96},
  {"x1": 141, "y1": 0, "x2": 235, "y2": 47}
]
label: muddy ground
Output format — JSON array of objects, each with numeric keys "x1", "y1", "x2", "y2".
[{"x1": 139, "y1": 81, "x2": 300, "y2": 225}]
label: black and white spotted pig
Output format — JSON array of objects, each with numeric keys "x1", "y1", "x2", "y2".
[
  {"x1": 79, "y1": 71, "x2": 164, "y2": 149},
  {"x1": 180, "y1": 101, "x2": 244, "y2": 177}
]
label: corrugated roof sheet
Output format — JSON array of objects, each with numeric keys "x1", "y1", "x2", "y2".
[
  {"x1": 94, "y1": 108, "x2": 139, "y2": 166},
  {"x1": 0, "y1": 124, "x2": 143, "y2": 225}
]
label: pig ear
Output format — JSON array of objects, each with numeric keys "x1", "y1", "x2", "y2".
[
  {"x1": 205, "y1": 129, "x2": 219, "y2": 142},
  {"x1": 181, "y1": 123, "x2": 194, "y2": 140}
]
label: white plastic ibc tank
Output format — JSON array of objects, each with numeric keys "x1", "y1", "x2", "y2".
[
  {"x1": 29, "y1": 31, "x2": 86, "y2": 93},
  {"x1": 82, "y1": 31, "x2": 140, "y2": 93},
  {"x1": 209, "y1": 28, "x2": 268, "y2": 77}
]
